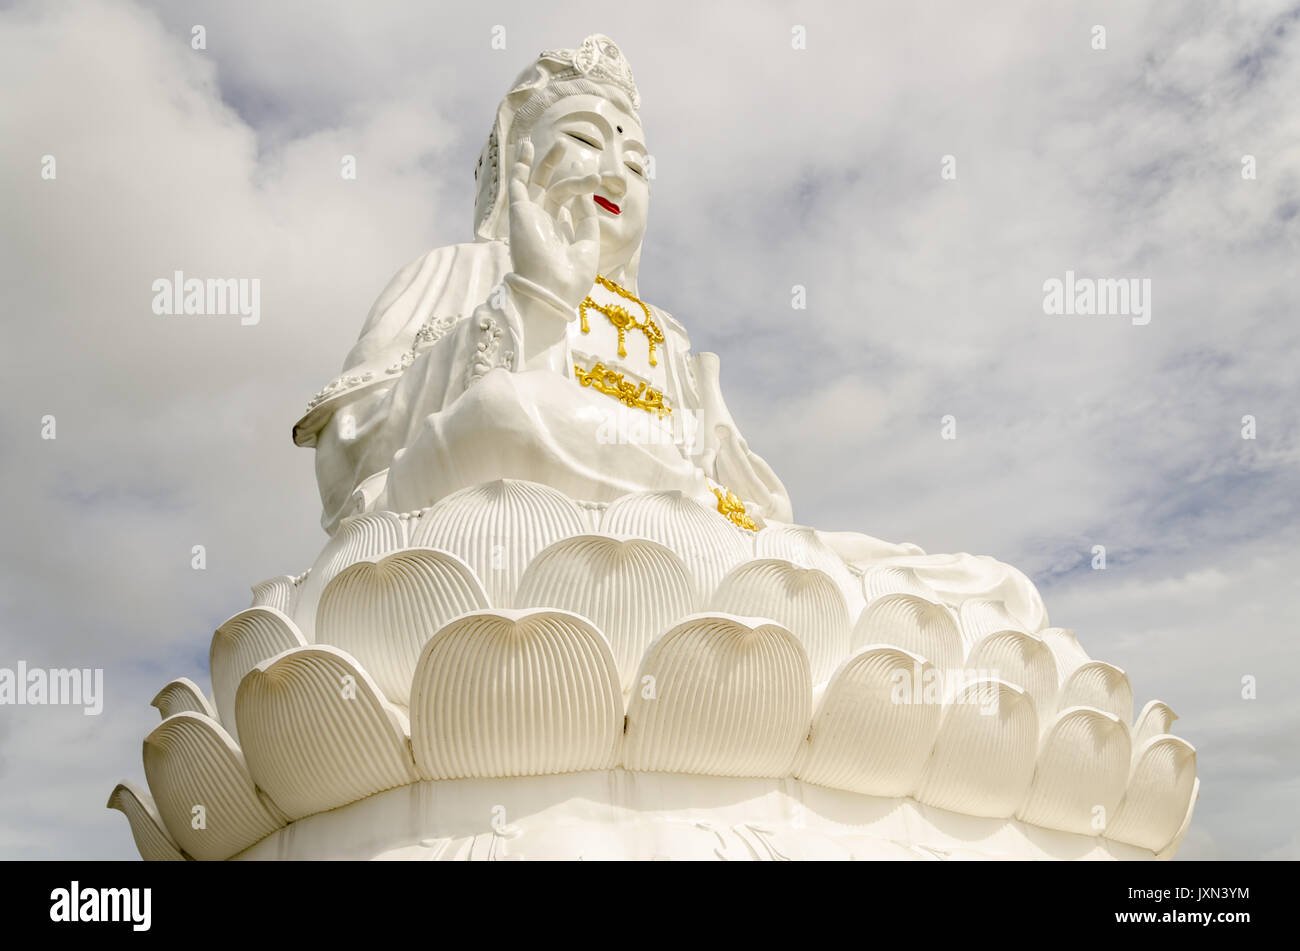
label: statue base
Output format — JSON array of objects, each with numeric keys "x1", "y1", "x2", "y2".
[
  {"x1": 234, "y1": 770, "x2": 1162, "y2": 861},
  {"x1": 108, "y1": 480, "x2": 1198, "y2": 862}
]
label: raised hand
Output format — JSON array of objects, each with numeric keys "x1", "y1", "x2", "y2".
[{"x1": 507, "y1": 139, "x2": 602, "y2": 310}]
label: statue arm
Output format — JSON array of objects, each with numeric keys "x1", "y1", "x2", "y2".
[
  {"x1": 688, "y1": 350, "x2": 794, "y2": 524},
  {"x1": 311, "y1": 385, "x2": 396, "y2": 533},
  {"x1": 500, "y1": 272, "x2": 577, "y2": 374},
  {"x1": 306, "y1": 269, "x2": 579, "y2": 533}
]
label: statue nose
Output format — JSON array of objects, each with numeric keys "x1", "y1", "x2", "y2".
[
  {"x1": 599, "y1": 153, "x2": 627, "y2": 199},
  {"x1": 600, "y1": 171, "x2": 627, "y2": 200}
]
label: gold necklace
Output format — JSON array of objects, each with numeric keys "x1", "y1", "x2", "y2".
[{"x1": 579, "y1": 274, "x2": 665, "y2": 366}]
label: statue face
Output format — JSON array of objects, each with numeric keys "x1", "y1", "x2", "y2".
[{"x1": 524, "y1": 93, "x2": 649, "y2": 276}]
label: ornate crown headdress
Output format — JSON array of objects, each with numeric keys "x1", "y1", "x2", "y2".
[{"x1": 537, "y1": 34, "x2": 640, "y2": 109}]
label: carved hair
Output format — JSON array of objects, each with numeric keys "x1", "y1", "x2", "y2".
[{"x1": 507, "y1": 78, "x2": 636, "y2": 144}]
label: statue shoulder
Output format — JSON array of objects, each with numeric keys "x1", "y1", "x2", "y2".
[
  {"x1": 644, "y1": 301, "x2": 710, "y2": 408},
  {"x1": 647, "y1": 301, "x2": 691, "y2": 350},
  {"x1": 349, "y1": 240, "x2": 510, "y2": 364},
  {"x1": 294, "y1": 240, "x2": 511, "y2": 447}
]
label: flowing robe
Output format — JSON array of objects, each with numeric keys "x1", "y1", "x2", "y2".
[
  {"x1": 293, "y1": 240, "x2": 792, "y2": 533},
  {"x1": 294, "y1": 239, "x2": 1048, "y2": 630}
]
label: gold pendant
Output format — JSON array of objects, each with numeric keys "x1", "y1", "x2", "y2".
[{"x1": 579, "y1": 275, "x2": 664, "y2": 366}]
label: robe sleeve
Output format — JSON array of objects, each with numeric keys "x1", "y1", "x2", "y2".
[
  {"x1": 691, "y1": 351, "x2": 794, "y2": 523},
  {"x1": 655, "y1": 306, "x2": 794, "y2": 523},
  {"x1": 306, "y1": 262, "x2": 577, "y2": 534},
  {"x1": 296, "y1": 242, "x2": 521, "y2": 532}
]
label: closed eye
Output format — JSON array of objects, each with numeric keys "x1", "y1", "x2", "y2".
[
  {"x1": 566, "y1": 131, "x2": 601, "y2": 149},
  {"x1": 625, "y1": 160, "x2": 645, "y2": 177}
]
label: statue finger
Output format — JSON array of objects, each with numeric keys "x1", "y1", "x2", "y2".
[
  {"x1": 508, "y1": 141, "x2": 534, "y2": 206},
  {"x1": 528, "y1": 140, "x2": 568, "y2": 194},
  {"x1": 508, "y1": 165, "x2": 531, "y2": 207},
  {"x1": 567, "y1": 189, "x2": 601, "y2": 245},
  {"x1": 543, "y1": 172, "x2": 602, "y2": 216},
  {"x1": 555, "y1": 204, "x2": 576, "y2": 244}
]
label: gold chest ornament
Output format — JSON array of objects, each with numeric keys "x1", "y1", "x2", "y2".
[
  {"x1": 573, "y1": 361, "x2": 670, "y2": 417},
  {"x1": 573, "y1": 274, "x2": 671, "y2": 416},
  {"x1": 572, "y1": 277, "x2": 756, "y2": 533},
  {"x1": 579, "y1": 275, "x2": 666, "y2": 367}
]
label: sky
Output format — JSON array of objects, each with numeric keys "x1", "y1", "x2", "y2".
[{"x1": 1, "y1": 0, "x2": 1297, "y2": 859}]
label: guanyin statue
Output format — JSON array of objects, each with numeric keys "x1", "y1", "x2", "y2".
[
  {"x1": 292, "y1": 33, "x2": 1047, "y2": 629},
  {"x1": 108, "y1": 34, "x2": 1196, "y2": 862}
]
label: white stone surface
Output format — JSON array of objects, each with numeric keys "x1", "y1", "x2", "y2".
[
  {"x1": 1109, "y1": 735, "x2": 1200, "y2": 851},
  {"x1": 108, "y1": 32, "x2": 1200, "y2": 860},
  {"x1": 227, "y1": 772, "x2": 1164, "y2": 862},
  {"x1": 707, "y1": 558, "x2": 849, "y2": 685},
  {"x1": 624, "y1": 614, "x2": 811, "y2": 777},
  {"x1": 142, "y1": 712, "x2": 284, "y2": 861},
  {"x1": 1017, "y1": 707, "x2": 1130, "y2": 835},
  {"x1": 150, "y1": 677, "x2": 217, "y2": 721},
  {"x1": 106, "y1": 782, "x2": 186, "y2": 862},
  {"x1": 315, "y1": 547, "x2": 489, "y2": 703},
  {"x1": 409, "y1": 609, "x2": 623, "y2": 780},
  {"x1": 852, "y1": 594, "x2": 963, "y2": 675},
  {"x1": 515, "y1": 534, "x2": 697, "y2": 693},
  {"x1": 409, "y1": 479, "x2": 588, "y2": 608},
  {"x1": 111, "y1": 506, "x2": 1201, "y2": 858},
  {"x1": 235, "y1": 645, "x2": 419, "y2": 820},
  {"x1": 209, "y1": 607, "x2": 307, "y2": 742},
  {"x1": 1058, "y1": 660, "x2": 1134, "y2": 724},
  {"x1": 796, "y1": 646, "x2": 941, "y2": 796},
  {"x1": 914, "y1": 680, "x2": 1039, "y2": 818}
]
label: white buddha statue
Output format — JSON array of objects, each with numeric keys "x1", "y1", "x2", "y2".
[{"x1": 292, "y1": 34, "x2": 1048, "y2": 629}]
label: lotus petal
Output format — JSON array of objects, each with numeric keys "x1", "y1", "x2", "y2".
[
  {"x1": 796, "y1": 646, "x2": 942, "y2": 796},
  {"x1": 1132, "y1": 700, "x2": 1179, "y2": 752},
  {"x1": 1058, "y1": 661, "x2": 1133, "y2": 724},
  {"x1": 851, "y1": 594, "x2": 962, "y2": 673},
  {"x1": 409, "y1": 609, "x2": 622, "y2": 779},
  {"x1": 142, "y1": 712, "x2": 284, "y2": 861},
  {"x1": 1107, "y1": 735, "x2": 1198, "y2": 852},
  {"x1": 293, "y1": 511, "x2": 408, "y2": 638},
  {"x1": 515, "y1": 535, "x2": 697, "y2": 693},
  {"x1": 210, "y1": 607, "x2": 307, "y2": 741},
  {"x1": 957, "y1": 599, "x2": 1028, "y2": 659},
  {"x1": 315, "y1": 548, "x2": 490, "y2": 704},
  {"x1": 1038, "y1": 627, "x2": 1090, "y2": 684},
  {"x1": 755, "y1": 525, "x2": 864, "y2": 619},
  {"x1": 624, "y1": 613, "x2": 811, "y2": 777},
  {"x1": 1156, "y1": 776, "x2": 1200, "y2": 861},
  {"x1": 106, "y1": 781, "x2": 187, "y2": 862},
  {"x1": 409, "y1": 479, "x2": 587, "y2": 608},
  {"x1": 250, "y1": 574, "x2": 300, "y2": 614},
  {"x1": 1017, "y1": 707, "x2": 1131, "y2": 835},
  {"x1": 914, "y1": 679, "x2": 1038, "y2": 818},
  {"x1": 861, "y1": 565, "x2": 941, "y2": 603},
  {"x1": 599, "y1": 490, "x2": 751, "y2": 600},
  {"x1": 966, "y1": 629, "x2": 1059, "y2": 718},
  {"x1": 235, "y1": 646, "x2": 419, "y2": 821},
  {"x1": 708, "y1": 559, "x2": 850, "y2": 684},
  {"x1": 150, "y1": 677, "x2": 216, "y2": 721}
]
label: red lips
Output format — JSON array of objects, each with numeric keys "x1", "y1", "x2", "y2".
[{"x1": 593, "y1": 195, "x2": 621, "y2": 215}]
